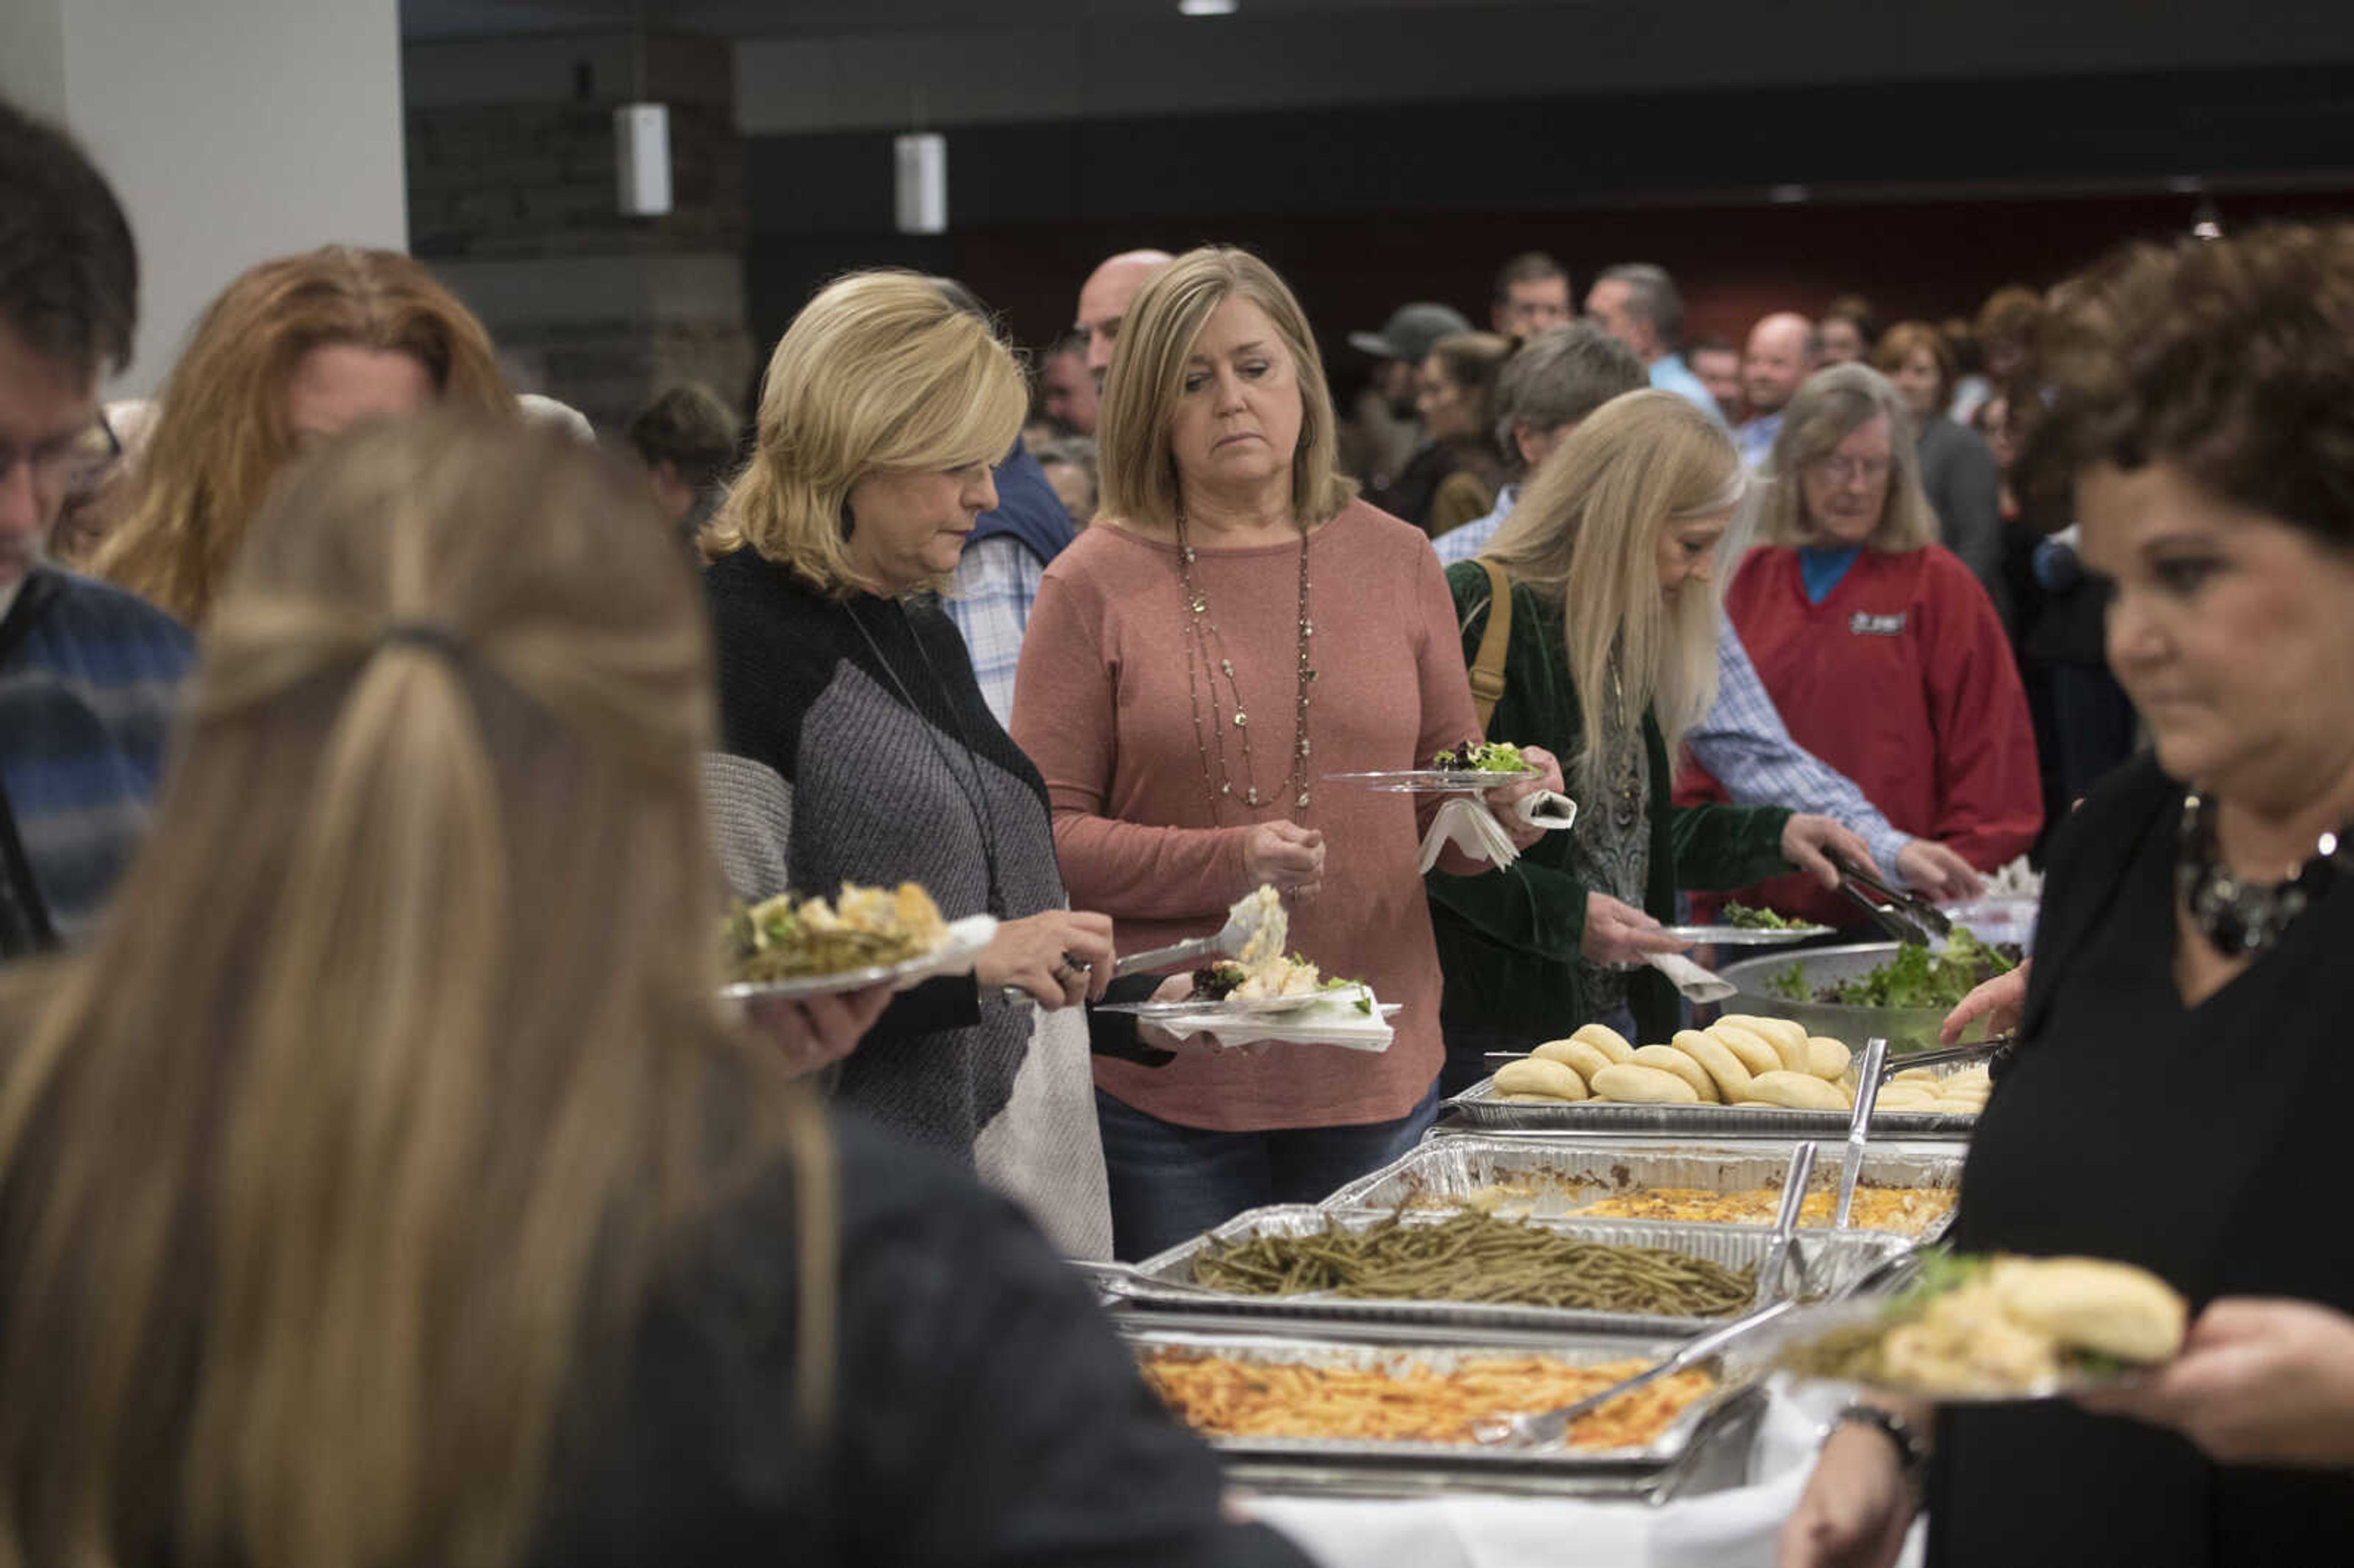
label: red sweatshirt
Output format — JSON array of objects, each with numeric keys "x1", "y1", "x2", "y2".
[{"x1": 1675, "y1": 543, "x2": 2042, "y2": 929}]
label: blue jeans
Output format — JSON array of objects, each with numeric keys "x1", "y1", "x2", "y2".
[{"x1": 1094, "y1": 1080, "x2": 1442, "y2": 1263}]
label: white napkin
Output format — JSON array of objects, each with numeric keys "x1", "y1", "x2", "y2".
[
  {"x1": 1251, "y1": 1382, "x2": 1927, "y2": 1568},
  {"x1": 1645, "y1": 950, "x2": 1737, "y2": 1002},
  {"x1": 1415, "y1": 791, "x2": 1577, "y2": 875},
  {"x1": 1150, "y1": 999, "x2": 1400, "y2": 1053}
]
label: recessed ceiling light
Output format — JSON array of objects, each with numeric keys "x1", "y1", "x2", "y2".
[{"x1": 1179, "y1": 0, "x2": 1240, "y2": 15}]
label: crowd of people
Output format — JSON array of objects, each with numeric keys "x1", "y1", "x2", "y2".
[{"x1": 2, "y1": 87, "x2": 2352, "y2": 1568}]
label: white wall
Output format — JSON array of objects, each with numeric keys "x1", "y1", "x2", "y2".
[{"x1": 0, "y1": 0, "x2": 409, "y2": 395}]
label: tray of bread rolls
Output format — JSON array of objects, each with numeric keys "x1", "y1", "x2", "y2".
[{"x1": 1444, "y1": 1018, "x2": 1986, "y2": 1140}]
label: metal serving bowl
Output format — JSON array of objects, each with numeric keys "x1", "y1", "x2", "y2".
[{"x1": 1710, "y1": 942, "x2": 1992, "y2": 1059}]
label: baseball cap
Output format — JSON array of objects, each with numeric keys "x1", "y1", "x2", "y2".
[{"x1": 1349, "y1": 302, "x2": 1474, "y2": 363}]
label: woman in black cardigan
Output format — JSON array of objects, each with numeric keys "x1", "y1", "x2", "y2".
[
  {"x1": 700, "y1": 272, "x2": 1130, "y2": 1259},
  {"x1": 1781, "y1": 225, "x2": 2354, "y2": 1567}
]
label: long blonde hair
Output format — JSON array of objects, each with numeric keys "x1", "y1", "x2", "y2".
[
  {"x1": 1484, "y1": 389, "x2": 1739, "y2": 793},
  {"x1": 1097, "y1": 246, "x2": 1356, "y2": 530},
  {"x1": 1753, "y1": 362, "x2": 1939, "y2": 552},
  {"x1": 704, "y1": 270, "x2": 1026, "y2": 595},
  {"x1": 90, "y1": 245, "x2": 511, "y2": 626},
  {"x1": 0, "y1": 416, "x2": 818, "y2": 1568}
]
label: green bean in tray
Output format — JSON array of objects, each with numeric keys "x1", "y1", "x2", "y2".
[{"x1": 1186, "y1": 1211, "x2": 1758, "y2": 1317}]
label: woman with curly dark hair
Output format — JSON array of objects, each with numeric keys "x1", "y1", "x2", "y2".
[{"x1": 1781, "y1": 224, "x2": 2354, "y2": 1568}]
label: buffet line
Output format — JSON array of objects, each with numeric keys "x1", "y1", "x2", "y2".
[{"x1": 1076, "y1": 930, "x2": 2008, "y2": 1504}]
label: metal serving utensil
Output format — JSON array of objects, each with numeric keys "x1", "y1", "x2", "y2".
[
  {"x1": 1111, "y1": 886, "x2": 1283, "y2": 980},
  {"x1": 1469, "y1": 1298, "x2": 1800, "y2": 1449},
  {"x1": 1829, "y1": 850, "x2": 1952, "y2": 947},
  {"x1": 1066, "y1": 1258, "x2": 1235, "y2": 1301},
  {"x1": 1754, "y1": 1140, "x2": 1819, "y2": 1308},
  {"x1": 1881, "y1": 1033, "x2": 2014, "y2": 1078},
  {"x1": 1835, "y1": 1037, "x2": 1889, "y2": 1229}
]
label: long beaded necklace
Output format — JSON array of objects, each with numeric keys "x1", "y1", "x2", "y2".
[{"x1": 1172, "y1": 509, "x2": 1316, "y2": 818}]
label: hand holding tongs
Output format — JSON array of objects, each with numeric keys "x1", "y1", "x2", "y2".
[{"x1": 1830, "y1": 850, "x2": 1952, "y2": 948}]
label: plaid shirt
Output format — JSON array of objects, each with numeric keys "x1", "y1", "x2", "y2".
[
  {"x1": 0, "y1": 566, "x2": 193, "y2": 946},
  {"x1": 1433, "y1": 484, "x2": 1515, "y2": 564},
  {"x1": 941, "y1": 534, "x2": 1046, "y2": 729},
  {"x1": 1687, "y1": 618, "x2": 1914, "y2": 881}
]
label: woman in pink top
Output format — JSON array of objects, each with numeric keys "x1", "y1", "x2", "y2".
[{"x1": 1011, "y1": 248, "x2": 1560, "y2": 1260}]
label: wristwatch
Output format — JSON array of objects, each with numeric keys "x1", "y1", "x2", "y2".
[{"x1": 1832, "y1": 1402, "x2": 1929, "y2": 1500}]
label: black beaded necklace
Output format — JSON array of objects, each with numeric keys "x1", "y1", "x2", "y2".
[{"x1": 2175, "y1": 788, "x2": 2354, "y2": 957}]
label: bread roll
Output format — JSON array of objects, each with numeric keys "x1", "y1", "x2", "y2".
[
  {"x1": 1806, "y1": 1037, "x2": 1852, "y2": 1080},
  {"x1": 1674, "y1": 1029, "x2": 1753, "y2": 1102},
  {"x1": 1570, "y1": 1022, "x2": 1636, "y2": 1064},
  {"x1": 1533, "y1": 1038, "x2": 1612, "y2": 1084},
  {"x1": 1495, "y1": 1057, "x2": 1588, "y2": 1101},
  {"x1": 1891, "y1": 1067, "x2": 1940, "y2": 1086},
  {"x1": 1991, "y1": 1257, "x2": 2188, "y2": 1364},
  {"x1": 1720, "y1": 1014, "x2": 1810, "y2": 1071},
  {"x1": 1748, "y1": 1070, "x2": 1849, "y2": 1111},
  {"x1": 1709, "y1": 1022, "x2": 1781, "y2": 1076},
  {"x1": 1590, "y1": 1062, "x2": 1701, "y2": 1104},
  {"x1": 1631, "y1": 1045, "x2": 1719, "y2": 1103}
]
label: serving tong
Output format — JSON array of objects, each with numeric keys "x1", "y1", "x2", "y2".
[
  {"x1": 1471, "y1": 1143, "x2": 1818, "y2": 1449},
  {"x1": 1830, "y1": 850, "x2": 1952, "y2": 948},
  {"x1": 992, "y1": 888, "x2": 1283, "y2": 1008}
]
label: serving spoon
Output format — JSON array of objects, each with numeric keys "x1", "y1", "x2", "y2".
[{"x1": 1110, "y1": 886, "x2": 1286, "y2": 980}]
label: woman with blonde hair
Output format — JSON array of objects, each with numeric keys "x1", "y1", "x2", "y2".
[
  {"x1": 0, "y1": 414, "x2": 1305, "y2": 1568},
  {"x1": 703, "y1": 270, "x2": 1124, "y2": 1260},
  {"x1": 1010, "y1": 246, "x2": 1563, "y2": 1260},
  {"x1": 90, "y1": 244, "x2": 509, "y2": 626},
  {"x1": 1677, "y1": 362, "x2": 2040, "y2": 929},
  {"x1": 1428, "y1": 390, "x2": 1864, "y2": 1086}
]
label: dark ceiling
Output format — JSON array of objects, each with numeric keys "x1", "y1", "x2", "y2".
[{"x1": 398, "y1": 0, "x2": 1522, "y2": 39}]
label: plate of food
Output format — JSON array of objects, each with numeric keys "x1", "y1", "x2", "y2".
[
  {"x1": 718, "y1": 881, "x2": 996, "y2": 1002},
  {"x1": 1102, "y1": 952, "x2": 1376, "y2": 1019},
  {"x1": 1666, "y1": 902, "x2": 1837, "y2": 946},
  {"x1": 1769, "y1": 1251, "x2": 2187, "y2": 1402},
  {"x1": 1324, "y1": 739, "x2": 1542, "y2": 794}
]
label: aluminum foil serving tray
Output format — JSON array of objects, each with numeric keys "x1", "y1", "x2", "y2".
[
  {"x1": 1319, "y1": 1137, "x2": 1964, "y2": 1242},
  {"x1": 1124, "y1": 1205, "x2": 1914, "y2": 1336},
  {"x1": 1120, "y1": 1315, "x2": 1754, "y2": 1493},
  {"x1": 1446, "y1": 1069, "x2": 1979, "y2": 1140}
]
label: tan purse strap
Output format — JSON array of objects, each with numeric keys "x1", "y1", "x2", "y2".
[{"x1": 1468, "y1": 557, "x2": 1514, "y2": 731}]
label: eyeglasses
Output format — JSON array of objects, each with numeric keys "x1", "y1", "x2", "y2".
[
  {"x1": 1807, "y1": 454, "x2": 1892, "y2": 485},
  {"x1": 0, "y1": 410, "x2": 120, "y2": 497}
]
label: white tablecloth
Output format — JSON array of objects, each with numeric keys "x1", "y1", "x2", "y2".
[{"x1": 1251, "y1": 1382, "x2": 1927, "y2": 1568}]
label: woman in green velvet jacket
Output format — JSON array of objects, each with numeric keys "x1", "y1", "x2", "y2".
[{"x1": 1426, "y1": 390, "x2": 1867, "y2": 1094}]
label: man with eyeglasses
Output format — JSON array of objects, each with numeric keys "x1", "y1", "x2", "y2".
[{"x1": 0, "y1": 99, "x2": 194, "y2": 956}]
